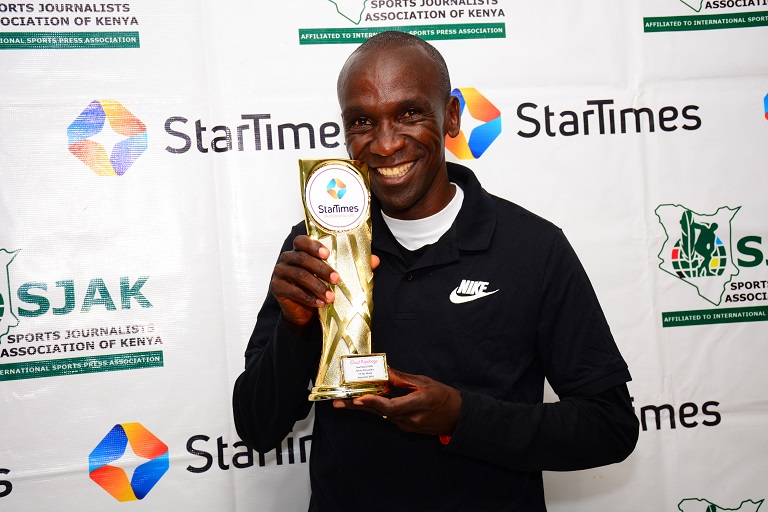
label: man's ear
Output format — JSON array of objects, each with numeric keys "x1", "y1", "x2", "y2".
[{"x1": 445, "y1": 94, "x2": 461, "y2": 138}]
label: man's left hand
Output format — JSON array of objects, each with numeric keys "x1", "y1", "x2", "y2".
[{"x1": 333, "y1": 367, "x2": 462, "y2": 437}]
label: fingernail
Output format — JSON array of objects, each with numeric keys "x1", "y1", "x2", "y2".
[
  {"x1": 318, "y1": 247, "x2": 330, "y2": 258},
  {"x1": 329, "y1": 272, "x2": 340, "y2": 284},
  {"x1": 325, "y1": 291, "x2": 334, "y2": 302}
]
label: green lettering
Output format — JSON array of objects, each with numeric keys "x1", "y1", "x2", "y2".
[
  {"x1": 737, "y1": 235, "x2": 762, "y2": 267},
  {"x1": 53, "y1": 280, "x2": 75, "y2": 315},
  {"x1": 17, "y1": 282, "x2": 49, "y2": 317},
  {"x1": 81, "y1": 278, "x2": 116, "y2": 312},
  {"x1": 120, "y1": 276, "x2": 152, "y2": 309}
]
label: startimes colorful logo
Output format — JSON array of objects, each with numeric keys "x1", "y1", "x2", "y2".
[
  {"x1": 89, "y1": 423, "x2": 169, "y2": 502},
  {"x1": 445, "y1": 87, "x2": 502, "y2": 160},
  {"x1": 763, "y1": 92, "x2": 768, "y2": 120},
  {"x1": 326, "y1": 178, "x2": 347, "y2": 200},
  {"x1": 68, "y1": 100, "x2": 148, "y2": 176}
]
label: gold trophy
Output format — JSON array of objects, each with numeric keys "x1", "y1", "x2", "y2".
[{"x1": 299, "y1": 159, "x2": 389, "y2": 401}]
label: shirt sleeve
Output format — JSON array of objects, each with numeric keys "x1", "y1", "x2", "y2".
[
  {"x1": 232, "y1": 226, "x2": 322, "y2": 453},
  {"x1": 447, "y1": 383, "x2": 638, "y2": 471},
  {"x1": 444, "y1": 231, "x2": 639, "y2": 470}
]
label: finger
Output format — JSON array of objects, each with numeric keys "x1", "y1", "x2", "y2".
[
  {"x1": 332, "y1": 399, "x2": 353, "y2": 409},
  {"x1": 272, "y1": 262, "x2": 334, "y2": 305},
  {"x1": 280, "y1": 248, "x2": 339, "y2": 285},
  {"x1": 333, "y1": 397, "x2": 390, "y2": 418},
  {"x1": 371, "y1": 254, "x2": 380, "y2": 270},
  {"x1": 351, "y1": 394, "x2": 396, "y2": 416},
  {"x1": 386, "y1": 367, "x2": 425, "y2": 390},
  {"x1": 271, "y1": 279, "x2": 326, "y2": 309},
  {"x1": 293, "y1": 235, "x2": 331, "y2": 261},
  {"x1": 290, "y1": 235, "x2": 339, "y2": 284}
]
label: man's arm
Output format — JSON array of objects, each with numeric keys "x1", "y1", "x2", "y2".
[
  {"x1": 336, "y1": 369, "x2": 637, "y2": 471},
  {"x1": 335, "y1": 230, "x2": 639, "y2": 470},
  {"x1": 232, "y1": 228, "x2": 339, "y2": 451},
  {"x1": 448, "y1": 382, "x2": 638, "y2": 471},
  {"x1": 232, "y1": 293, "x2": 320, "y2": 452}
]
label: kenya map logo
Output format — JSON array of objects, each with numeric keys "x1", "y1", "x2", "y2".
[
  {"x1": 0, "y1": 250, "x2": 19, "y2": 342},
  {"x1": 678, "y1": 498, "x2": 764, "y2": 512},
  {"x1": 656, "y1": 204, "x2": 740, "y2": 305},
  {"x1": 679, "y1": 0, "x2": 704, "y2": 12},
  {"x1": 329, "y1": 0, "x2": 365, "y2": 24}
]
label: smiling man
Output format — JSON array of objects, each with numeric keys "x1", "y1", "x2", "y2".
[{"x1": 233, "y1": 31, "x2": 638, "y2": 511}]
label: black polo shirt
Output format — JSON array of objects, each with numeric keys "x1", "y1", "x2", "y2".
[{"x1": 234, "y1": 163, "x2": 635, "y2": 512}]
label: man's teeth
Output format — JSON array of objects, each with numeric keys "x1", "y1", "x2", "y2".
[{"x1": 376, "y1": 162, "x2": 414, "y2": 177}]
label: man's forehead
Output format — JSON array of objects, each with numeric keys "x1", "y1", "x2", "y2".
[
  {"x1": 338, "y1": 45, "x2": 442, "y2": 106},
  {"x1": 344, "y1": 44, "x2": 434, "y2": 76}
]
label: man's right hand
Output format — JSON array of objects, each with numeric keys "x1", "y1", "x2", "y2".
[{"x1": 270, "y1": 235, "x2": 339, "y2": 338}]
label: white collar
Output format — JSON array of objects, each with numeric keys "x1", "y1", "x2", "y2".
[{"x1": 381, "y1": 183, "x2": 464, "y2": 251}]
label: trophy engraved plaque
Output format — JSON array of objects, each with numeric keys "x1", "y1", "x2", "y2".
[{"x1": 299, "y1": 159, "x2": 389, "y2": 401}]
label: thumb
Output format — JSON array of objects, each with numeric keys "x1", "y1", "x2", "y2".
[{"x1": 387, "y1": 367, "x2": 421, "y2": 389}]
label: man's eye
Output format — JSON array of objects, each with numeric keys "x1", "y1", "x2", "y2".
[
  {"x1": 402, "y1": 109, "x2": 421, "y2": 118},
  {"x1": 351, "y1": 118, "x2": 370, "y2": 127}
]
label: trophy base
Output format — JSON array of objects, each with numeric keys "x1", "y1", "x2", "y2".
[{"x1": 308, "y1": 382, "x2": 389, "y2": 401}]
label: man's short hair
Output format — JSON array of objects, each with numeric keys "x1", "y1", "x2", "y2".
[{"x1": 343, "y1": 31, "x2": 452, "y2": 100}]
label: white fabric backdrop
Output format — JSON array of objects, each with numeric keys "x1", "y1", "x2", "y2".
[{"x1": 1, "y1": 1, "x2": 766, "y2": 510}]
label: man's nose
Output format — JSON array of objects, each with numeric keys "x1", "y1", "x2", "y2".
[{"x1": 370, "y1": 123, "x2": 405, "y2": 157}]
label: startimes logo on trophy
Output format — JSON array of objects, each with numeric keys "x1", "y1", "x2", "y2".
[{"x1": 299, "y1": 159, "x2": 389, "y2": 401}]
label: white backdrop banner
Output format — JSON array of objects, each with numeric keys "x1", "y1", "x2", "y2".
[{"x1": 1, "y1": 1, "x2": 766, "y2": 511}]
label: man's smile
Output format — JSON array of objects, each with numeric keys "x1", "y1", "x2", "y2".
[{"x1": 371, "y1": 161, "x2": 415, "y2": 178}]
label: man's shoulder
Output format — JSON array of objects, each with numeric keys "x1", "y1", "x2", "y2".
[
  {"x1": 487, "y1": 194, "x2": 564, "y2": 252},
  {"x1": 491, "y1": 194, "x2": 561, "y2": 234},
  {"x1": 448, "y1": 161, "x2": 561, "y2": 234},
  {"x1": 448, "y1": 161, "x2": 563, "y2": 248}
]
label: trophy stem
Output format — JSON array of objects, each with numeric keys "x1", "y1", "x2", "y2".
[{"x1": 300, "y1": 159, "x2": 389, "y2": 403}]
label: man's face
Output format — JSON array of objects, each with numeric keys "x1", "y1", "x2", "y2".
[{"x1": 338, "y1": 45, "x2": 460, "y2": 220}]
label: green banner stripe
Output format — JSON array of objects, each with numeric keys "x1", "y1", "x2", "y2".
[
  {"x1": 644, "y1": 11, "x2": 768, "y2": 32},
  {"x1": 299, "y1": 23, "x2": 505, "y2": 45},
  {"x1": 662, "y1": 305, "x2": 768, "y2": 327},
  {"x1": 0, "y1": 31, "x2": 140, "y2": 49},
  {"x1": 0, "y1": 350, "x2": 163, "y2": 381}
]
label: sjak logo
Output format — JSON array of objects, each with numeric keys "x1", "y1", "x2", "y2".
[
  {"x1": 0, "y1": 250, "x2": 19, "y2": 342},
  {"x1": 446, "y1": 88, "x2": 502, "y2": 160},
  {"x1": 678, "y1": 498, "x2": 764, "y2": 512},
  {"x1": 68, "y1": 99, "x2": 148, "y2": 176},
  {"x1": 656, "y1": 205, "x2": 740, "y2": 305},
  {"x1": 89, "y1": 423, "x2": 169, "y2": 502}
]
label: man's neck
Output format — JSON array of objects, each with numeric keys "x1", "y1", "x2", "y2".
[{"x1": 382, "y1": 183, "x2": 464, "y2": 251}]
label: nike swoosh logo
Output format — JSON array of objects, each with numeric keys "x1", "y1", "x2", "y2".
[{"x1": 449, "y1": 288, "x2": 499, "y2": 304}]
